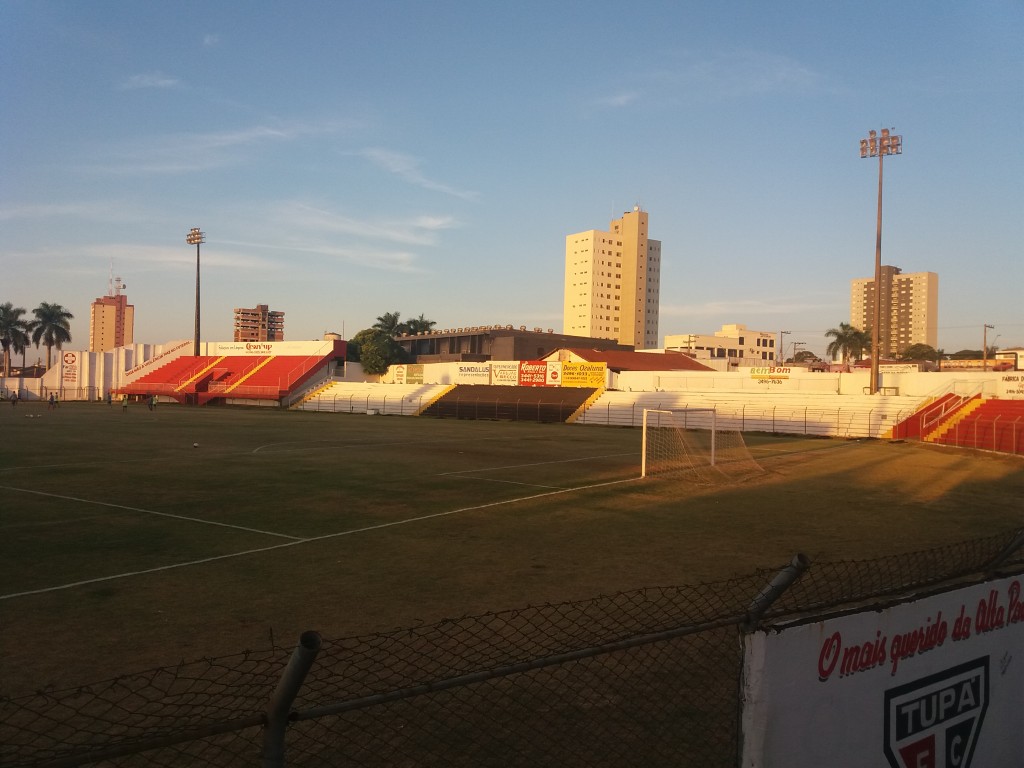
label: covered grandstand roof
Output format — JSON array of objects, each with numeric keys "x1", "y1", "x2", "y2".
[{"x1": 551, "y1": 348, "x2": 715, "y2": 373}]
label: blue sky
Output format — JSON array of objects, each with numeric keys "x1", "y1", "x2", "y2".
[{"x1": 2, "y1": 1, "x2": 1022, "y2": 358}]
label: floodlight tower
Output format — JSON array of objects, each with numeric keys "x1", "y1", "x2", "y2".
[
  {"x1": 860, "y1": 128, "x2": 902, "y2": 394},
  {"x1": 186, "y1": 227, "x2": 205, "y2": 356}
]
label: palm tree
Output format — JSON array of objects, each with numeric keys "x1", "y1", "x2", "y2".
[
  {"x1": 0, "y1": 302, "x2": 31, "y2": 377},
  {"x1": 404, "y1": 314, "x2": 436, "y2": 335},
  {"x1": 825, "y1": 322, "x2": 871, "y2": 364},
  {"x1": 30, "y1": 302, "x2": 74, "y2": 370},
  {"x1": 373, "y1": 311, "x2": 407, "y2": 337}
]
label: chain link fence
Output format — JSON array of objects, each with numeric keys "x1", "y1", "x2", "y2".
[{"x1": 3, "y1": 528, "x2": 1022, "y2": 767}]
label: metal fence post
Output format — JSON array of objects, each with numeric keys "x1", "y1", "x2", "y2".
[
  {"x1": 262, "y1": 630, "x2": 323, "y2": 768},
  {"x1": 743, "y1": 554, "x2": 810, "y2": 631}
]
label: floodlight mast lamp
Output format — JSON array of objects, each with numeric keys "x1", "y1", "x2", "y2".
[
  {"x1": 186, "y1": 228, "x2": 205, "y2": 356},
  {"x1": 860, "y1": 128, "x2": 902, "y2": 394}
]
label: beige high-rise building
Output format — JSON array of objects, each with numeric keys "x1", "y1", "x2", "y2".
[
  {"x1": 563, "y1": 207, "x2": 661, "y2": 349},
  {"x1": 234, "y1": 304, "x2": 285, "y2": 342},
  {"x1": 851, "y1": 266, "x2": 938, "y2": 356},
  {"x1": 89, "y1": 276, "x2": 134, "y2": 352}
]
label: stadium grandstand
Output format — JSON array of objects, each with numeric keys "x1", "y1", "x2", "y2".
[{"x1": 114, "y1": 339, "x2": 345, "y2": 406}]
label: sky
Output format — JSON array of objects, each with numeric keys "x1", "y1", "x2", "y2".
[{"x1": 2, "y1": 1, "x2": 1022, "y2": 359}]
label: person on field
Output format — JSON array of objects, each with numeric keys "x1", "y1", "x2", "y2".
[
  {"x1": 11, "y1": 391, "x2": 18, "y2": 407},
  {"x1": 48, "y1": 393, "x2": 55, "y2": 410},
  {"x1": 106, "y1": 391, "x2": 112, "y2": 406},
  {"x1": 122, "y1": 393, "x2": 128, "y2": 412}
]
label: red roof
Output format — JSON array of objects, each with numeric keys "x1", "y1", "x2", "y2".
[{"x1": 558, "y1": 348, "x2": 715, "y2": 372}]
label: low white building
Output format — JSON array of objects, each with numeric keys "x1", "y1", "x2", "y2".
[{"x1": 664, "y1": 324, "x2": 778, "y2": 366}]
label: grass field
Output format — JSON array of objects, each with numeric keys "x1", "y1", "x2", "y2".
[{"x1": 1, "y1": 400, "x2": 1022, "y2": 697}]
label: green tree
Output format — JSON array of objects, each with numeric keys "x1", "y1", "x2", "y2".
[
  {"x1": 899, "y1": 343, "x2": 939, "y2": 362},
  {"x1": 792, "y1": 349, "x2": 817, "y2": 363},
  {"x1": 824, "y1": 323, "x2": 871, "y2": 363},
  {"x1": 349, "y1": 328, "x2": 406, "y2": 375},
  {"x1": 30, "y1": 302, "x2": 74, "y2": 370},
  {"x1": 0, "y1": 302, "x2": 31, "y2": 378}
]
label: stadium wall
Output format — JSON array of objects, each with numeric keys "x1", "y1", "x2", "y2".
[{"x1": 621, "y1": 367, "x2": 1014, "y2": 399}]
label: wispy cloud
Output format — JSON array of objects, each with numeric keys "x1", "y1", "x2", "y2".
[
  {"x1": 203, "y1": 34, "x2": 220, "y2": 47},
  {"x1": 270, "y1": 202, "x2": 458, "y2": 247},
  {"x1": 592, "y1": 49, "x2": 828, "y2": 109},
  {"x1": 594, "y1": 91, "x2": 642, "y2": 108},
  {"x1": 0, "y1": 201, "x2": 152, "y2": 224},
  {"x1": 358, "y1": 148, "x2": 478, "y2": 200},
  {"x1": 222, "y1": 238, "x2": 421, "y2": 273},
  {"x1": 661, "y1": 298, "x2": 835, "y2": 317},
  {"x1": 119, "y1": 72, "x2": 181, "y2": 90},
  {"x1": 86, "y1": 120, "x2": 354, "y2": 175}
]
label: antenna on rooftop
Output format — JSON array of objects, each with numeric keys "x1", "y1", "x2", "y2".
[{"x1": 107, "y1": 259, "x2": 126, "y2": 296}]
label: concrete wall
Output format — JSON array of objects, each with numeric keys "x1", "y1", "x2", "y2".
[{"x1": 615, "y1": 367, "x2": 1009, "y2": 399}]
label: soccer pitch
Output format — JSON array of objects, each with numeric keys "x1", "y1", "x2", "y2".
[{"x1": 1, "y1": 402, "x2": 1022, "y2": 696}]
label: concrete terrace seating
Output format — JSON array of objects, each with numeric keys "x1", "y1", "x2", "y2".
[
  {"x1": 421, "y1": 385, "x2": 598, "y2": 423},
  {"x1": 119, "y1": 355, "x2": 330, "y2": 404},
  {"x1": 119, "y1": 355, "x2": 220, "y2": 397},
  {"x1": 929, "y1": 399, "x2": 1024, "y2": 454},
  {"x1": 577, "y1": 389, "x2": 930, "y2": 439},
  {"x1": 296, "y1": 382, "x2": 453, "y2": 416},
  {"x1": 210, "y1": 356, "x2": 328, "y2": 402}
]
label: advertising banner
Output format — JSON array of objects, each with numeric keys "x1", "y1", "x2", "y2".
[
  {"x1": 456, "y1": 363, "x2": 491, "y2": 384},
  {"x1": 749, "y1": 366, "x2": 791, "y2": 384},
  {"x1": 393, "y1": 365, "x2": 407, "y2": 384},
  {"x1": 561, "y1": 362, "x2": 606, "y2": 388},
  {"x1": 997, "y1": 373, "x2": 1024, "y2": 399},
  {"x1": 406, "y1": 364, "x2": 424, "y2": 384},
  {"x1": 490, "y1": 361, "x2": 520, "y2": 385},
  {"x1": 741, "y1": 577, "x2": 1024, "y2": 767},
  {"x1": 213, "y1": 341, "x2": 333, "y2": 356},
  {"x1": 880, "y1": 364, "x2": 920, "y2": 374},
  {"x1": 519, "y1": 361, "x2": 548, "y2": 386},
  {"x1": 546, "y1": 361, "x2": 562, "y2": 386},
  {"x1": 61, "y1": 351, "x2": 79, "y2": 387}
]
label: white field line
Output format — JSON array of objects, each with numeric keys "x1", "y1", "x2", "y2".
[
  {"x1": 0, "y1": 486, "x2": 304, "y2": 541},
  {"x1": 452, "y1": 477, "x2": 565, "y2": 490},
  {"x1": 0, "y1": 477, "x2": 637, "y2": 601},
  {"x1": 437, "y1": 452, "x2": 636, "y2": 476},
  {"x1": 251, "y1": 434, "x2": 521, "y2": 454}
]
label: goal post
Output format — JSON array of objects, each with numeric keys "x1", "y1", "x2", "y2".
[{"x1": 641, "y1": 408, "x2": 763, "y2": 482}]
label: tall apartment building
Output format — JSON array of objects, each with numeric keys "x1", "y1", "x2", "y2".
[
  {"x1": 850, "y1": 266, "x2": 938, "y2": 356},
  {"x1": 233, "y1": 304, "x2": 285, "y2": 342},
  {"x1": 89, "y1": 275, "x2": 134, "y2": 352},
  {"x1": 563, "y1": 207, "x2": 661, "y2": 349}
]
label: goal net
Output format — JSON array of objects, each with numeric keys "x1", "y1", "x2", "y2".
[{"x1": 641, "y1": 408, "x2": 763, "y2": 482}]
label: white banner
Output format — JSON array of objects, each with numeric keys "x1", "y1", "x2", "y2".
[
  {"x1": 61, "y1": 351, "x2": 79, "y2": 386},
  {"x1": 997, "y1": 373, "x2": 1024, "y2": 399},
  {"x1": 546, "y1": 361, "x2": 562, "y2": 386},
  {"x1": 456, "y1": 363, "x2": 491, "y2": 384},
  {"x1": 741, "y1": 577, "x2": 1024, "y2": 767},
  {"x1": 490, "y1": 361, "x2": 520, "y2": 385}
]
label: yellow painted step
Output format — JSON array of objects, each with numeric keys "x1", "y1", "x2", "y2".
[
  {"x1": 923, "y1": 398, "x2": 984, "y2": 443},
  {"x1": 175, "y1": 356, "x2": 227, "y2": 392}
]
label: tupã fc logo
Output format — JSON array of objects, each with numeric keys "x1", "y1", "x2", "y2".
[{"x1": 883, "y1": 657, "x2": 988, "y2": 768}]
